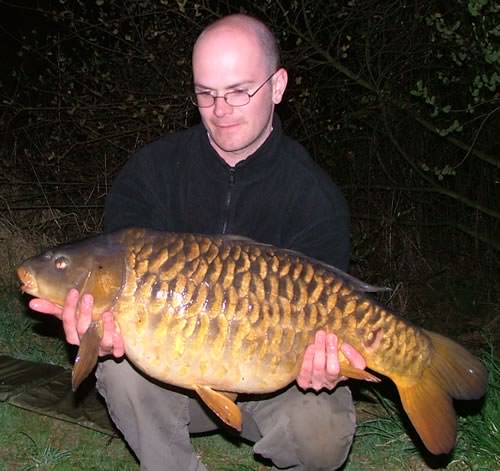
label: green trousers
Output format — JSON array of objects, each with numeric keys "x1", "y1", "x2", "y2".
[{"x1": 96, "y1": 358, "x2": 356, "y2": 471}]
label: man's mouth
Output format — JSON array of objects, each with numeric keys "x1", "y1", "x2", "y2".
[{"x1": 214, "y1": 121, "x2": 240, "y2": 129}]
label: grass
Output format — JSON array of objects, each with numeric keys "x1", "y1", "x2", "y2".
[
  {"x1": 453, "y1": 348, "x2": 500, "y2": 470},
  {"x1": 345, "y1": 392, "x2": 420, "y2": 470},
  {"x1": 0, "y1": 290, "x2": 498, "y2": 470},
  {"x1": 0, "y1": 403, "x2": 138, "y2": 470},
  {"x1": 0, "y1": 295, "x2": 69, "y2": 366},
  {"x1": 0, "y1": 394, "x2": 258, "y2": 469},
  {"x1": 0, "y1": 402, "x2": 259, "y2": 470}
]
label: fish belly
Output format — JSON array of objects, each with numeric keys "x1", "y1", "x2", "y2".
[{"x1": 117, "y1": 303, "x2": 310, "y2": 393}]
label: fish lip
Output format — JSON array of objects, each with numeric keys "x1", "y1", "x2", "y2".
[{"x1": 17, "y1": 266, "x2": 37, "y2": 295}]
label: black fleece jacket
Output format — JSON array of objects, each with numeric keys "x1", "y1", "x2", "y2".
[{"x1": 104, "y1": 115, "x2": 350, "y2": 270}]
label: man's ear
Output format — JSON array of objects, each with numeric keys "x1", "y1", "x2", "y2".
[{"x1": 272, "y1": 68, "x2": 288, "y2": 104}]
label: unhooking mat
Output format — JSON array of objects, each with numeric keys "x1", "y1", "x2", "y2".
[{"x1": 0, "y1": 355, "x2": 115, "y2": 434}]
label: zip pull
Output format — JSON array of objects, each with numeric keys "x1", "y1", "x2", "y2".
[{"x1": 221, "y1": 168, "x2": 236, "y2": 234}]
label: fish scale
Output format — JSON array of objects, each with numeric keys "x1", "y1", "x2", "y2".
[{"x1": 17, "y1": 227, "x2": 487, "y2": 455}]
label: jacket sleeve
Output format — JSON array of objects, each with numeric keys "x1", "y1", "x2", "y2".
[
  {"x1": 284, "y1": 175, "x2": 351, "y2": 271},
  {"x1": 103, "y1": 147, "x2": 169, "y2": 233}
]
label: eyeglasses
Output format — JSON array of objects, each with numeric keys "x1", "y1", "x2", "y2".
[{"x1": 191, "y1": 70, "x2": 278, "y2": 108}]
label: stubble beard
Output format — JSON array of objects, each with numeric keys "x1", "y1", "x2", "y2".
[{"x1": 207, "y1": 115, "x2": 273, "y2": 165}]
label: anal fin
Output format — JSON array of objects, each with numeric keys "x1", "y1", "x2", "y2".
[
  {"x1": 194, "y1": 385, "x2": 242, "y2": 431},
  {"x1": 339, "y1": 360, "x2": 380, "y2": 383}
]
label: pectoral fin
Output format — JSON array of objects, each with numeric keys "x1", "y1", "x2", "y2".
[
  {"x1": 194, "y1": 385, "x2": 242, "y2": 431},
  {"x1": 339, "y1": 360, "x2": 380, "y2": 383},
  {"x1": 72, "y1": 321, "x2": 102, "y2": 391}
]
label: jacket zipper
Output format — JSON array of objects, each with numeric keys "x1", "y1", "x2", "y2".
[{"x1": 221, "y1": 168, "x2": 236, "y2": 234}]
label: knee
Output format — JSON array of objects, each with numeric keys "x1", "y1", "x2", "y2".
[
  {"x1": 96, "y1": 358, "x2": 139, "y2": 406},
  {"x1": 95, "y1": 358, "x2": 188, "y2": 424},
  {"x1": 289, "y1": 388, "x2": 356, "y2": 470},
  {"x1": 95, "y1": 360, "x2": 196, "y2": 468},
  {"x1": 95, "y1": 358, "x2": 146, "y2": 434}
]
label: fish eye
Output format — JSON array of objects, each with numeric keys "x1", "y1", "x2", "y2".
[{"x1": 54, "y1": 256, "x2": 69, "y2": 270}]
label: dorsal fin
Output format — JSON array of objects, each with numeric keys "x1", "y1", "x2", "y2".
[{"x1": 220, "y1": 234, "x2": 391, "y2": 294}]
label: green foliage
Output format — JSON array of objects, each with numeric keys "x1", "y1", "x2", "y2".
[{"x1": 410, "y1": 1, "x2": 499, "y2": 136}]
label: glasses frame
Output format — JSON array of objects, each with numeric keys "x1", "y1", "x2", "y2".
[{"x1": 191, "y1": 69, "x2": 279, "y2": 108}]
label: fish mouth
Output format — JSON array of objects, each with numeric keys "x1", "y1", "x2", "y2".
[{"x1": 17, "y1": 266, "x2": 38, "y2": 296}]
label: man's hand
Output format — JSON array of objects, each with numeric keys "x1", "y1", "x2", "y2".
[
  {"x1": 297, "y1": 330, "x2": 366, "y2": 391},
  {"x1": 29, "y1": 289, "x2": 125, "y2": 358}
]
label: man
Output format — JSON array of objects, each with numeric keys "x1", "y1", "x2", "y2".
[{"x1": 30, "y1": 14, "x2": 365, "y2": 470}]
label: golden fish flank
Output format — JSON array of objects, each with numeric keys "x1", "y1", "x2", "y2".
[{"x1": 17, "y1": 227, "x2": 487, "y2": 456}]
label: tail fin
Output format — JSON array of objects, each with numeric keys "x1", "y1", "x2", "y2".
[
  {"x1": 72, "y1": 321, "x2": 102, "y2": 391},
  {"x1": 395, "y1": 330, "x2": 487, "y2": 455}
]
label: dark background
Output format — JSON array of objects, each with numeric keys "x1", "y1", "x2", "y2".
[{"x1": 0, "y1": 0, "x2": 498, "y2": 347}]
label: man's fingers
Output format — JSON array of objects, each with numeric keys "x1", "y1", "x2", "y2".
[
  {"x1": 325, "y1": 333, "x2": 341, "y2": 378},
  {"x1": 99, "y1": 311, "x2": 115, "y2": 354},
  {"x1": 76, "y1": 293, "x2": 94, "y2": 337},
  {"x1": 296, "y1": 344, "x2": 315, "y2": 389},
  {"x1": 61, "y1": 289, "x2": 81, "y2": 345},
  {"x1": 99, "y1": 311, "x2": 125, "y2": 358},
  {"x1": 112, "y1": 331, "x2": 125, "y2": 358},
  {"x1": 29, "y1": 298, "x2": 63, "y2": 319},
  {"x1": 311, "y1": 331, "x2": 327, "y2": 390},
  {"x1": 341, "y1": 342, "x2": 367, "y2": 370},
  {"x1": 29, "y1": 289, "x2": 83, "y2": 346},
  {"x1": 299, "y1": 332, "x2": 368, "y2": 392}
]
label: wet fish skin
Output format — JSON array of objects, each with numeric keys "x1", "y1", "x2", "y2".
[{"x1": 17, "y1": 227, "x2": 488, "y2": 455}]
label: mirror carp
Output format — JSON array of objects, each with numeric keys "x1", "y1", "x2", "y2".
[{"x1": 17, "y1": 227, "x2": 487, "y2": 455}]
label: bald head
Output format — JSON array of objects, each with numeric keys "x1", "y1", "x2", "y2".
[
  {"x1": 193, "y1": 14, "x2": 280, "y2": 74},
  {"x1": 190, "y1": 14, "x2": 287, "y2": 165}
]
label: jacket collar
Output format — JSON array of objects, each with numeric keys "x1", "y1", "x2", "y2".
[{"x1": 197, "y1": 114, "x2": 283, "y2": 182}]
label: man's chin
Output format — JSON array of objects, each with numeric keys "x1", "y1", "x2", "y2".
[{"x1": 209, "y1": 133, "x2": 247, "y2": 154}]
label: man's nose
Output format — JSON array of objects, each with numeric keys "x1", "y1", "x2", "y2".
[{"x1": 213, "y1": 96, "x2": 233, "y2": 117}]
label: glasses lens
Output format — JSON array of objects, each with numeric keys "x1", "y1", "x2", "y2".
[
  {"x1": 193, "y1": 93, "x2": 214, "y2": 108},
  {"x1": 225, "y1": 91, "x2": 250, "y2": 107},
  {"x1": 191, "y1": 90, "x2": 252, "y2": 107}
]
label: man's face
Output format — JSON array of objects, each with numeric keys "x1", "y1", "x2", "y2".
[{"x1": 192, "y1": 25, "x2": 287, "y2": 164}]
